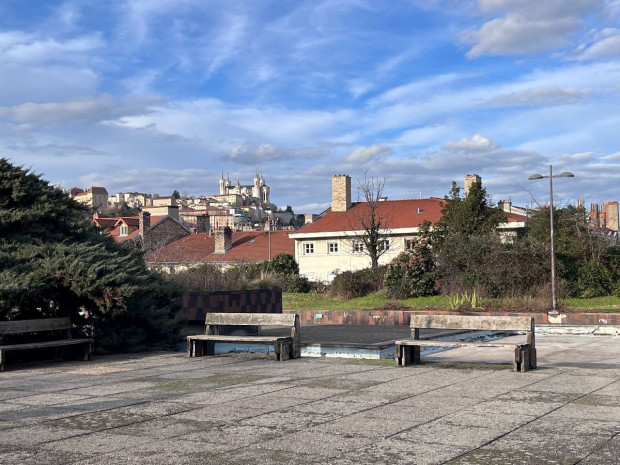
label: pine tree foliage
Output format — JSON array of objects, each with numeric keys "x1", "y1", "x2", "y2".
[
  {"x1": 433, "y1": 180, "x2": 507, "y2": 242},
  {"x1": 0, "y1": 158, "x2": 182, "y2": 351}
]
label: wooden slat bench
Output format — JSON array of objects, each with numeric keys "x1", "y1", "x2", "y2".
[
  {"x1": 187, "y1": 313, "x2": 301, "y2": 361},
  {"x1": 0, "y1": 317, "x2": 93, "y2": 372},
  {"x1": 395, "y1": 314, "x2": 536, "y2": 372}
]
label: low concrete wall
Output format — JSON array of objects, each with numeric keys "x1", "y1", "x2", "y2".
[
  {"x1": 283, "y1": 309, "x2": 620, "y2": 326},
  {"x1": 180, "y1": 288, "x2": 282, "y2": 322}
]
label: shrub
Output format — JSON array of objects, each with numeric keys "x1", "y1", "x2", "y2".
[
  {"x1": 270, "y1": 253, "x2": 299, "y2": 275},
  {"x1": 384, "y1": 242, "x2": 435, "y2": 299},
  {"x1": 578, "y1": 260, "x2": 613, "y2": 298},
  {"x1": 281, "y1": 274, "x2": 312, "y2": 293},
  {"x1": 329, "y1": 267, "x2": 386, "y2": 300}
]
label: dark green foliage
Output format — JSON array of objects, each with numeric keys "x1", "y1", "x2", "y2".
[
  {"x1": 433, "y1": 181, "x2": 507, "y2": 247},
  {"x1": 0, "y1": 158, "x2": 182, "y2": 352},
  {"x1": 281, "y1": 274, "x2": 312, "y2": 293},
  {"x1": 171, "y1": 189, "x2": 180, "y2": 199},
  {"x1": 329, "y1": 267, "x2": 386, "y2": 300},
  {"x1": 107, "y1": 201, "x2": 140, "y2": 217},
  {"x1": 577, "y1": 260, "x2": 613, "y2": 298},
  {"x1": 270, "y1": 253, "x2": 299, "y2": 275},
  {"x1": 527, "y1": 205, "x2": 617, "y2": 297},
  {"x1": 434, "y1": 233, "x2": 551, "y2": 298},
  {"x1": 385, "y1": 240, "x2": 436, "y2": 299}
]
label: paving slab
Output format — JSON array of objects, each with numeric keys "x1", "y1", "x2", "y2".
[{"x1": 0, "y1": 333, "x2": 618, "y2": 464}]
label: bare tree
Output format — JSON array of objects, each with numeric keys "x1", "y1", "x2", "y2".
[{"x1": 350, "y1": 172, "x2": 391, "y2": 268}]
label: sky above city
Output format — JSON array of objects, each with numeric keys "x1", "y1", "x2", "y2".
[{"x1": 1, "y1": 0, "x2": 620, "y2": 213}]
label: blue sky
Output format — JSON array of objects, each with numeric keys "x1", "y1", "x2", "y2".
[{"x1": 1, "y1": 0, "x2": 620, "y2": 213}]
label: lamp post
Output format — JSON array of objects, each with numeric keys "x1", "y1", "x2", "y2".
[{"x1": 528, "y1": 165, "x2": 574, "y2": 315}]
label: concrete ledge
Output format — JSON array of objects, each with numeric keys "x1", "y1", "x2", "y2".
[
  {"x1": 284, "y1": 309, "x2": 620, "y2": 326},
  {"x1": 537, "y1": 325, "x2": 620, "y2": 336}
]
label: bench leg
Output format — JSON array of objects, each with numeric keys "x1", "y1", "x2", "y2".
[
  {"x1": 396, "y1": 345, "x2": 420, "y2": 366},
  {"x1": 188, "y1": 339, "x2": 205, "y2": 357},
  {"x1": 291, "y1": 342, "x2": 301, "y2": 359},
  {"x1": 0, "y1": 350, "x2": 4, "y2": 372},
  {"x1": 529, "y1": 347, "x2": 537, "y2": 369},
  {"x1": 277, "y1": 341, "x2": 291, "y2": 361},
  {"x1": 514, "y1": 346, "x2": 531, "y2": 372}
]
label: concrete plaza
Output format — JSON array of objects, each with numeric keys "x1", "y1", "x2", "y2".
[{"x1": 0, "y1": 332, "x2": 619, "y2": 464}]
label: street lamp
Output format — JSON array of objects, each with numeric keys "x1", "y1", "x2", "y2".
[{"x1": 528, "y1": 165, "x2": 574, "y2": 315}]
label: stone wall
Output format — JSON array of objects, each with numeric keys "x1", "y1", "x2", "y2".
[{"x1": 179, "y1": 288, "x2": 282, "y2": 322}]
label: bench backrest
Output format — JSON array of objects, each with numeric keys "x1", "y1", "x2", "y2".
[
  {"x1": 204, "y1": 312, "x2": 300, "y2": 338},
  {"x1": 205, "y1": 312, "x2": 297, "y2": 327},
  {"x1": 409, "y1": 314, "x2": 534, "y2": 332},
  {"x1": 0, "y1": 317, "x2": 73, "y2": 336}
]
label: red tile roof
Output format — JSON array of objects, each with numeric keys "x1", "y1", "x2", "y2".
[
  {"x1": 295, "y1": 198, "x2": 444, "y2": 234},
  {"x1": 146, "y1": 230, "x2": 294, "y2": 265},
  {"x1": 506, "y1": 212, "x2": 529, "y2": 223}
]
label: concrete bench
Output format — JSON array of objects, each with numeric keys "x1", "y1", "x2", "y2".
[
  {"x1": 0, "y1": 317, "x2": 93, "y2": 372},
  {"x1": 187, "y1": 313, "x2": 301, "y2": 361},
  {"x1": 395, "y1": 314, "x2": 536, "y2": 372}
]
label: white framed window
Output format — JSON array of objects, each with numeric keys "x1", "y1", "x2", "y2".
[
  {"x1": 353, "y1": 240, "x2": 364, "y2": 253},
  {"x1": 328, "y1": 242, "x2": 339, "y2": 254},
  {"x1": 120, "y1": 224, "x2": 128, "y2": 237},
  {"x1": 378, "y1": 239, "x2": 390, "y2": 252},
  {"x1": 405, "y1": 238, "x2": 416, "y2": 250},
  {"x1": 303, "y1": 242, "x2": 314, "y2": 255}
]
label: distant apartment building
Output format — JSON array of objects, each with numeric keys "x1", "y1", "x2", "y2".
[{"x1": 72, "y1": 186, "x2": 109, "y2": 214}]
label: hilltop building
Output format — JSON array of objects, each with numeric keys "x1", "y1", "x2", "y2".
[{"x1": 72, "y1": 186, "x2": 109, "y2": 214}]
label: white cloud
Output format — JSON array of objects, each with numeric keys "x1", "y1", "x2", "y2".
[
  {"x1": 3, "y1": 96, "x2": 160, "y2": 125},
  {"x1": 462, "y1": 0, "x2": 599, "y2": 57},
  {"x1": 492, "y1": 86, "x2": 587, "y2": 106},
  {"x1": 574, "y1": 27, "x2": 620, "y2": 60},
  {"x1": 442, "y1": 134, "x2": 499, "y2": 152},
  {"x1": 0, "y1": 32, "x2": 104, "y2": 64},
  {"x1": 345, "y1": 144, "x2": 393, "y2": 163}
]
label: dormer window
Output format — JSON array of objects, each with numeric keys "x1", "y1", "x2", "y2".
[{"x1": 120, "y1": 224, "x2": 128, "y2": 237}]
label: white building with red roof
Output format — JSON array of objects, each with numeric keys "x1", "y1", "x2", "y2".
[{"x1": 290, "y1": 175, "x2": 445, "y2": 282}]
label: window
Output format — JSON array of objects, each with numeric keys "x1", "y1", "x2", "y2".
[
  {"x1": 353, "y1": 241, "x2": 364, "y2": 253},
  {"x1": 405, "y1": 238, "x2": 416, "y2": 250},
  {"x1": 120, "y1": 224, "x2": 128, "y2": 237},
  {"x1": 328, "y1": 242, "x2": 339, "y2": 254},
  {"x1": 303, "y1": 242, "x2": 314, "y2": 255},
  {"x1": 378, "y1": 239, "x2": 390, "y2": 252}
]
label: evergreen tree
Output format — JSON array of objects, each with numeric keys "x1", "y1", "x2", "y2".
[
  {"x1": 0, "y1": 158, "x2": 182, "y2": 352},
  {"x1": 432, "y1": 180, "x2": 506, "y2": 249}
]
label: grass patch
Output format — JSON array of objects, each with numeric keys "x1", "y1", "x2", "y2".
[
  {"x1": 283, "y1": 292, "x2": 620, "y2": 313},
  {"x1": 153, "y1": 374, "x2": 269, "y2": 393},
  {"x1": 562, "y1": 296, "x2": 620, "y2": 313}
]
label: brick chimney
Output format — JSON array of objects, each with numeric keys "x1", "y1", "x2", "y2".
[
  {"x1": 139, "y1": 211, "x2": 151, "y2": 250},
  {"x1": 332, "y1": 175, "x2": 351, "y2": 212},
  {"x1": 196, "y1": 214, "x2": 210, "y2": 234},
  {"x1": 498, "y1": 200, "x2": 512, "y2": 213},
  {"x1": 464, "y1": 174, "x2": 481, "y2": 197},
  {"x1": 605, "y1": 201, "x2": 619, "y2": 232},
  {"x1": 214, "y1": 227, "x2": 232, "y2": 254}
]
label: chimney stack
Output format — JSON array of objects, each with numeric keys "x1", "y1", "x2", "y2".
[
  {"x1": 196, "y1": 214, "x2": 210, "y2": 234},
  {"x1": 139, "y1": 211, "x2": 151, "y2": 250},
  {"x1": 464, "y1": 174, "x2": 481, "y2": 197},
  {"x1": 605, "y1": 201, "x2": 619, "y2": 232},
  {"x1": 214, "y1": 227, "x2": 232, "y2": 254},
  {"x1": 332, "y1": 175, "x2": 351, "y2": 212}
]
